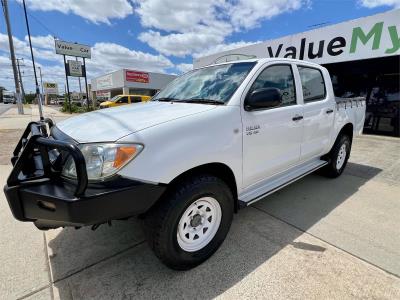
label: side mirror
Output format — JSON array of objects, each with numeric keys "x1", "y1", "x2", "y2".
[{"x1": 245, "y1": 87, "x2": 282, "y2": 111}]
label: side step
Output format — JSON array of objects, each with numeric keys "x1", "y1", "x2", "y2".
[{"x1": 239, "y1": 159, "x2": 328, "y2": 207}]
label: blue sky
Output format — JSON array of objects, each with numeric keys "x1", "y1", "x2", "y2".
[{"x1": 0, "y1": 0, "x2": 399, "y2": 92}]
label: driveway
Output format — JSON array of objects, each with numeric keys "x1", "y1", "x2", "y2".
[{"x1": 0, "y1": 134, "x2": 399, "y2": 299}]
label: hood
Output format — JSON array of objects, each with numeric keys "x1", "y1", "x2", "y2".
[
  {"x1": 56, "y1": 101, "x2": 217, "y2": 143},
  {"x1": 100, "y1": 101, "x2": 112, "y2": 106}
]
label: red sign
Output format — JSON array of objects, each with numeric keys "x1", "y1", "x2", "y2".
[{"x1": 125, "y1": 70, "x2": 149, "y2": 83}]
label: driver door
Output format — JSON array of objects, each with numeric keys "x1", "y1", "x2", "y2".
[{"x1": 242, "y1": 63, "x2": 303, "y2": 187}]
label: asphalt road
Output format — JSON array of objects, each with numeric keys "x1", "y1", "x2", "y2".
[{"x1": 0, "y1": 103, "x2": 13, "y2": 115}]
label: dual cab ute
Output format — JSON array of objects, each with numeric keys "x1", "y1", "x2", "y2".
[{"x1": 4, "y1": 58, "x2": 365, "y2": 270}]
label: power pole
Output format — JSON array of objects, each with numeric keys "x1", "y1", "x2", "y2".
[
  {"x1": 37, "y1": 66, "x2": 44, "y2": 94},
  {"x1": 1, "y1": 0, "x2": 24, "y2": 114},
  {"x1": 76, "y1": 56, "x2": 82, "y2": 94},
  {"x1": 16, "y1": 58, "x2": 26, "y2": 102},
  {"x1": 22, "y1": 0, "x2": 43, "y2": 120}
]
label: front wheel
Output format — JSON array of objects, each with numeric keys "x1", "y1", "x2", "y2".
[
  {"x1": 143, "y1": 175, "x2": 234, "y2": 270},
  {"x1": 322, "y1": 134, "x2": 351, "y2": 178}
]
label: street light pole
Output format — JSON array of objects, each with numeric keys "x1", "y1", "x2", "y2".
[
  {"x1": 22, "y1": 0, "x2": 43, "y2": 120},
  {"x1": 1, "y1": 0, "x2": 24, "y2": 114}
]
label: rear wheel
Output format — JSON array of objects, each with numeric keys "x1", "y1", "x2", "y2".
[
  {"x1": 322, "y1": 134, "x2": 351, "y2": 178},
  {"x1": 143, "y1": 174, "x2": 234, "y2": 270}
]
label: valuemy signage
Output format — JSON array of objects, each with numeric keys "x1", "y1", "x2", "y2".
[
  {"x1": 43, "y1": 82, "x2": 58, "y2": 95},
  {"x1": 194, "y1": 9, "x2": 400, "y2": 67},
  {"x1": 55, "y1": 40, "x2": 91, "y2": 58},
  {"x1": 125, "y1": 70, "x2": 150, "y2": 83}
]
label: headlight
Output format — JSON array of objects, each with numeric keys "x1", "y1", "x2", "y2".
[{"x1": 62, "y1": 143, "x2": 143, "y2": 181}]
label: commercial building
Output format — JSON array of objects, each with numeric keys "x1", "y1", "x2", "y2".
[
  {"x1": 195, "y1": 9, "x2": 400, "y2": 137},
  {"x1": 91, "y1": 69, "x2": 176, "y2": 102}
]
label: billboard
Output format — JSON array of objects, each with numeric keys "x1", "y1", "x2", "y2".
[
  {"x1": 43, "y1": 82, "x2": 58, "y2": 95},
  {"x1": 67, "y1": 60, "x2": 83, "y2": 77},
  {"x1": 194, "y1": 9, "x2": 400, "y2": 68},
  {"x1": 96, "y1": 90, "x2": 111, "y2": 99},
  {"x1": 55, "y1": 40, "x2": 91, "y2": 58},
  {"x1": 96, "y1": 74, "x2": 113, "y2": 89},
  {"x1": 125, "y1": 70, "x2": 149, "y2": 83}
]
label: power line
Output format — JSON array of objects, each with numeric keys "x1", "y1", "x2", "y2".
[{"x1": 15, "y1": 0, "x2": 59, "y2": 39}]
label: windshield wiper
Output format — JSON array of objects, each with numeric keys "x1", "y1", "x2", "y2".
[
  {"x1": 156, "y1": 97, "x2": 180, "y2": 102},
  {"x1": 177, "y1": 98, "x2": 225, "y2": 105}
]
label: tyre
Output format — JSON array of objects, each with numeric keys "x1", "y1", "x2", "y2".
[
  {"x1": 322, "y1": 134, "x2": 351, "y2": 178},
  {"x1": 143, "y1": 174, "x2": 234, "y2": 270}
]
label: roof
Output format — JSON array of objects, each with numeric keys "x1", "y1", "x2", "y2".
[{"x1": 196, "y1": 57, "x2": 323, "y2": 69}]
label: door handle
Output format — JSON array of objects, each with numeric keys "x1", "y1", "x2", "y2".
[
  {"x1": 292, "y1": 115, "x2": 303, "y2": 121},
  {"x1": 326, "y1": 109, "x2": 334, "y2": 114}
]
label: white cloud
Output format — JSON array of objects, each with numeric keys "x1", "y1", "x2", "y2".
[
  {"x1": 25, "y1": 35, "x2": 55, "y2": 50},
  {"x1": 193, "y1": 40, "x2": 260, "y2": 59},
  {"x1": 22, "y1": 0, "x2": 133, "y2": 24},
  {"x1": 87, "y1": 42, "x2": 173, "y2": 76},
  {"x1": 134, "y1": 0, "x2": 308, "y2": 58},
  {"x1": 359, "y1": 0, "x2": 400, "y2": 7},
  {"x1": 176, "y1": 63, "x2": 193, "y2": 73},
  {"x1": 139, "y1": 30, "x2": 225, "y2": 57},
  {"x1": 0, "y1": 35, "x2": 173, "y2": 93},
  {"x1": 228, "y1": 0, "x2": 306, "y2": 30}
]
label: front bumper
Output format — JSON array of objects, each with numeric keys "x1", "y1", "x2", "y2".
[
  {"x1": 4, "y1": 177, "x2": 166, "y2": 229},
  {"x1": 4, "y1": 119, "x2": 166, "y2": 229}
]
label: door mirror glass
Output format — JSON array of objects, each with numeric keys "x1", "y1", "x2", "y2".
[{"x1": 245, "y1": 88, "x2": 282, "y2": 110}]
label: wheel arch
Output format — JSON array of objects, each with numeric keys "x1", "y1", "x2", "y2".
[
  {"x1": 153, "y1": 162, "x2": 239, "y2": 214},
  {"x1": 338, "y1": 123, "x2": 354, "y2": 142},
  {"x1": 324, "y1": 122, "x2": 354, "y2": 160}
]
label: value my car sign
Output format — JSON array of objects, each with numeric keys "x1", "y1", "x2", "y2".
[
  {"x1": 55, "y1": 40, "x2": 91, "y2": 59},
  {"x1": 125, "y1": 70, "x2": 149, "y2": 83}
]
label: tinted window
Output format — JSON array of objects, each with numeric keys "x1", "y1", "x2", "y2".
[
  {"x1": 298, "y1": 66, "x2": 326, "y2": 102},
  {"x1": 117, "y1": 96, "x2": 129, "y2": 104},
  {"x1": 153, "y1": 62, "x2": 256, "y2": 103},
  {"x1": 249, "y1": 64, "x2": 296, "y2": 108},
  {"x1": 131, "y1": 96, "x2": 142, "y2": 103}
]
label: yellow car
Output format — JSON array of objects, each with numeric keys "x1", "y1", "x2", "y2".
[{"x1": 99, "y1": 94, "x2": 151, "y2": 109}]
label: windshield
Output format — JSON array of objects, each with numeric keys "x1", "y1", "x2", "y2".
[
  {"x1": 153, "y1": 62, "x2": 256, "y2": 104},
  {"x1": 109, "y1": 96, "x2": 121, "y2": 102}
]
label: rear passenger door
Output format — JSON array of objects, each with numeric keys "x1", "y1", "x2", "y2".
[
  {"x1": 130, "y1": 96, "x2": 142, "y2": 103},
  {"x1": 296, "y1": 65, "x2": 335, "y2": 161}
]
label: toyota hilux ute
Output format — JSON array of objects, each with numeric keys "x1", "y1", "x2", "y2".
[{"x1": 4, "y1": 58, "x2": 365, "y2": 270}]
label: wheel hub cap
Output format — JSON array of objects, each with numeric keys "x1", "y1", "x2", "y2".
[
  {"x1": 177, "y1": 197, "x2": 222, "y2": 252},
  {"x1": 336, "y1": 144, "x2": 347, "y2": 170},
  {"x1": 190, "y1": 214, "x2": 202, "y2": 228}
]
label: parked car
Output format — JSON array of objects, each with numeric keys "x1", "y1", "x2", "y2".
[
  {"x1": 56, "y1": 97, "x2": 65, "y2": 105},
  {"x1": 99, "y1": 94, "x2": 151, "y2": 109},
  {"x1": 4, "y1": 58, "x2": 365, "y2": 270},
  {"x1": 3, "y1": 92, "x2": 15, "y2": 104}
]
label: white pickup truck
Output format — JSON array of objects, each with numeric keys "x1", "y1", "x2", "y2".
[{"x1": 4, "y1": 58, "x2": 365, "y2": 270}]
